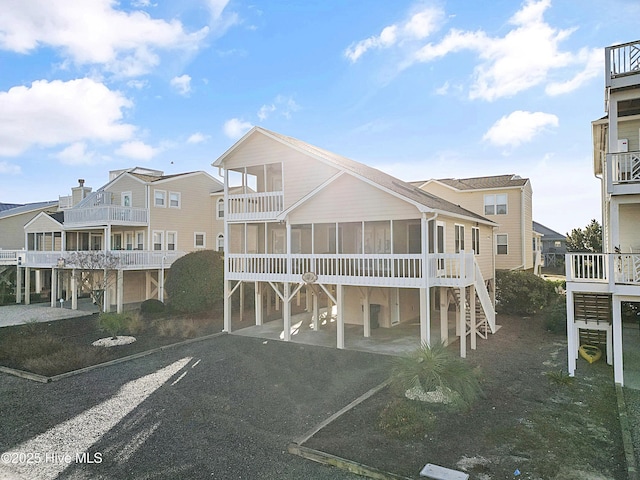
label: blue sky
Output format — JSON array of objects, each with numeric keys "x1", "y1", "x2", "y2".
[{"x1": 0, "y1": 0, "x2": 638, "y2": 235}]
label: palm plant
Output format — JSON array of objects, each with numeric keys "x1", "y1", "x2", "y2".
[{"x1": 390, "y1": 342, "x2": 482, "y2": 411}]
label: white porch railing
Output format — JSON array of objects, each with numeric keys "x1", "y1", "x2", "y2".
[
  {"x1": 227, "y1": 191, "x2": 284, "y2": 221},
  {"x1": 58, "y1": 195, "x2": 73, "y2": 209},
  {"x1": 566, "y1": 253, "x2": 640, "y2": 285},
  {"x1": 226, "y1": 252, "x2": 475, "y2": 287},
  {"x1": 64, "y1": 206, "x2": 148, "y2": 226},
  {"x1": 610, "y1": 152, "x2": 640, "y2": 184},
  {"x1": 22, "y1": 250, "x2": 185, "y2": 269},
  {"x1": 607, "y1": 40, "x2": 640, "y2": 79},
  {"x1": 0, "y1": 250, "x2": 23, "y2": 265}
]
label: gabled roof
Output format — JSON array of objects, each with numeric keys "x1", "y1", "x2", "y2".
[
  {"x1": 215, "y1": 127, "x2": 497, "y2": 226},
  {"x1": 413, "y1": 174, "x2": 529, "y2": 191},
  {"x1": 23, "y1": 210, "x2": 64, "y2": 230},
  {"x1": 0, "y1": 201, "x2": 58, "y2": 219},
  {"x1": 0, "y1": 202, "x2": 23, "y2": 212},
  {"x1": 533, "y1": 221, "x2": 565, "y2": 240}
]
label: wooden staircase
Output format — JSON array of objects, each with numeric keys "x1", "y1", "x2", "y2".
[{"x1": 453, "y1": 284, "x2": 492, "y2": 342}]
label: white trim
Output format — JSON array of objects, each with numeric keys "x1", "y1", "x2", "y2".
[
  {"x1": 472, "y1": 226, "x2": 480, "y2": 255},
  {"x1": 194, "y1": 232, "x2": 206, "y2": 248},
  {"x1": 169, "y1": 191, "x2": 181, "y2": 209},
  {"x1": 216, "y1": 233, "x2": 224, "y2": 252},
  {"x1": 454, "y1": 223, "x2": 465, "y2": 253},
  {"x1": 121, "y1": 191, "x2": 132, "y2": 207},
  {"x1": 496, "y1": 233, "x2": 508, "y2": 255},
  {"x1": 216, "y1": 197, "x2": 225, "y2": 219},
  {"x1": 152, "y1": 230, "x2": 164, "y2": 251},
  {"x1": 166, "y1": 231, "x2": 177, "y2": 251},
  {"x1": 154, "y1": 189, "x2": 167, "y2": 208}
]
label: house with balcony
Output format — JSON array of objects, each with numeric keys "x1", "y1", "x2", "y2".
[
  {"x1": 566, "y1": 40, "x2": 640, "y2": 387},
  {"x1": 412, "y1": 175, "x2": 537, "y2": 273},
  {"x1": 12, "y1": 167, "x2": 224, "y2": 312},
  {"x1": 213, "y1": 127, "x2": 500, "y2": 356},
  {"x1": 533, "y1": 221, "x2": 566, "y2": 271}
]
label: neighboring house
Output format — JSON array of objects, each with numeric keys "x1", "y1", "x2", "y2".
[
  {"x1": 9, "y1": 167, "x2": 224, "y2": 312},
  {"x1": 213, "y1": 127, "x2": 499, "y2": 357},
  {"x1": 412, "y1": 175, "x2": 534, "y2": 273},
  {"x1": 533, "y1": 220, "x2": 566, "y2": 269},
  {"x1": 566, "y1": 40, "x2": 640, "y2": 387},
  {"x1": 0, "y1": 201, "x2": 59, "y2": 250}
]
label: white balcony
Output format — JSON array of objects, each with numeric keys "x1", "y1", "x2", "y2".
[
  {"x1": 227, "y1": 191, "x2": 284, "y2": 221},
  {"x1": 566, "y1": 253, "x2": 640, "y2": 287},
  {"x1": 64, "y1": 206, "x2": 148, "y2": 226},
  {"x1": 0, "y1": 250, "x2": 23, "y2": 265},
  {"x1": 226, "y1": 252, "x2": 476, "y2": 288},
  {"x1": 606, "y1": 40, "x2": 640, "y2": 90},
  {"x1": 22, "y1": 250, "x2": 185, "y2": 270}
]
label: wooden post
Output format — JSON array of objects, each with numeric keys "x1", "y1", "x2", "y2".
[
  {"x1": 459, "y1": 287, "x2": 466, "y2": 358},
  {"x1": 255, "y1": 282, "x2": 263, "y2": 326},
  {"x1": 612, "y1": 295, "x2": 624, "y2": 385},
  {"x1": 420, "y1": 287, "x2": 429, "y2": 346},
  {"x1": 25, "y1": 267, "x2": 31, "y2": 305},
  {"x1": 470, "y1": 284, "x2": 476, "y2": 350},
  {"x1": 440, "y1": 287, "x2": 448, "y2": 346},
  {"x1": 224, "y1": 280, "x2": 231, "y2": 333},
  {"x1": 283, "y1": 282, "x2": 291, "y2": 341},
  {"x1": 363, "y1": 288, "x2": 371, "y2": 338},
  {"x1": 116, "y1": 269, "x2": 124, "y2": 314},
  {"x1": 71, "y1": 268, "x2": 78, "y2": 310},
  {"x1": 337, "y1": 284, "x2": 344, "y2": 349}
]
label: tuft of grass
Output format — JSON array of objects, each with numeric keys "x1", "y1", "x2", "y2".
[
  {"x1": 22, "y1": 346, "x2": 112, "y2": 377},
  {"x1": 123, "y1": 311, "x2": 146, "y2": 335},
  {"x1": 544, "y1": 369, "x2": 575, "y2": 387},
  {"x1": 378, "y1": 397, "x2": 436, "y2": 439}
]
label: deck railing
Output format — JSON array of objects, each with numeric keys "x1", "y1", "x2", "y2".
[
  {"x1": 566, "y1": 253, "x2": 640, "y2": 285},
  {"x1": 227, "y1": 191, "x2": 284, "y2": 221},
  {"x1": 226, "y1": 252, "x2": 475, "y2": 287},
  {"x1": 22, "y1": 250, "x2": 185, "y2": 269},
  {"x1": 608, "y1": 41, "x2": 640, "y2": 78},
  {"x1": 0, "y1": 250, "x2": 23, "y2": 265},
  {"x1": 64, "y1": 206, "x2": 148, "y2": 225},
  {"x1": 610, "y1": 152, "x2": 640, "y2": 184}
]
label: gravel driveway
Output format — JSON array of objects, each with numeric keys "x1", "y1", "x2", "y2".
[{"x1": 0, "y1": 334, "x2": 391, "y2": 479}]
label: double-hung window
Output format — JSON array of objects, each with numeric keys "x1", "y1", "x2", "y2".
[
  {"x1": 154, "y1": 190, "x2": 166, "y2": 207},
  {"x1": 454, "y1": 224, "x2": 465, "y2": 253},
  {"x1": 484, "y1": 194, "x2": 507, "y2": 215},
  {"x1": 169, "y1": 192, "x2": 180, "y2": 208},
  {"x1": 472, "y1": 227, "x2": 480, "y2": 255},
  {"x1": 496, "y1": 234, "x2": 508, "y2": 255}
]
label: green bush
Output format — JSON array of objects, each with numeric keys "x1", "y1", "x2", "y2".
[
  {"x1": 378, "y1": 398, "x2": 436, "y2": 439},
  {"x1": 390, "y1": 342, "x2": 482, "y2": 411},
  {"x1": 495, "y1": 270, "x2": 557, "y2": 315},
  {"x1": 98, "y1": 312, "x2": 128, "y2": 339},
  {"x1": 140, "y1": 298, "x2": 165, "y2": 315},
  {"x1": 165, "y1": 250, "x2": 225, "y2": 313},
  {"x1": 543, "y1": 299, "x2": 567, "y2": 334}
]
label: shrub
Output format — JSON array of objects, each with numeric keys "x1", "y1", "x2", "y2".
[
  {"x1": 124, "y1": 311, "x2": 146, "y2": 335},
  {"x1": 98, "y1": 312, "x2": 128, "y2": 339},
  {"x1": 390, "y1": 342, "x2": 482, "y2": 411},
  {"x1": 378, "y1": 398, "x2": 436, "y2": 439},
  {"x1": 140, "y1": 298, "x2": 165, "y2": 315},
  {"x1": 165, "y1": 250, "x2": 225, "y2": 313},
  {"x1": 495, "y1": 270, "x2": 557, "y2": 315},
  {"x1": 543, "y1": 299, "x2": 567, "y2": 334}
]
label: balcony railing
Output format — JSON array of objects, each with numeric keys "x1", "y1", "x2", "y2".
[
  {"x1": 64, "y1": 206, "x2": 148, "y2": 226},
  {"x1": 606, "y1": 40, "x2": 640, "y2": 87},
  {"x1": 227, "y1": 191, "x2": 284, "y2": 221},
  {"x1": 610, "y1": 152, "x2": 640, "y2": 184},
  {"x1": 566, "y1": 253, "x2": 640, "y2": 285},
  {"x1": 22, "y1": 250, "x2": 185, "y2": 269},
  {"x1": 0, "y1": 250, "x2": 23, "y2": 265},
  {"x1": 226, "y1": 252, "x2": 476, "y2": 287}
]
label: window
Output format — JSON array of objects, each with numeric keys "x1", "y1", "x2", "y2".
[
  {"x1": 217, "y1": 234, "x2": 224, "y2": 252},
  {"x1": 122, "y1": 192, "x2": 132, "y2": 207},
  {"x1": 91, "y1": 234, "x2": 103, "y2": 251},
  {"x1": 111, "y1": 233, "x2": 122, "y2": 250},
  {"x1": 554, "y1": 240, "x2": 562, "y2": 248},
  {"x1": 169, "y1": 192, "x2": 180, "y2": 208},
  {"x1": 194, "y1": 232, "x2": 206, "y2": 248},
  {"x1": 153, "y1": 231, "x2": 164, "y2": 251},
  {"x1": 472, "y1": 227, "x2": 480, "y2": 255},
  {"x1": 484, "y1": 194, "x2": 507, "y2": 215},
  {"x1": 136, "y1": 231, "x2": 144, "y2": 250},
  {"x1": 496, "y1": 234, "x2": 508, "y2": 255},
  {"x1": 216, "y1": 198, "x2": 225, "y2": 219},
  {"x1": 125, "y1": 232, "x2": 134, "y2": 250},
  {"x1": 154, "y1": 190, "x2": 166, "y2": 207},
  {"x1": 454, "y1": 224, "x2": 465, "y2": 253},
  {"x1": 167, "y1": 231, "x2": 177, "y2": 251}
]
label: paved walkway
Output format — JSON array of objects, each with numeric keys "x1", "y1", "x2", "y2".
[{"x1": 0, "y1": 299, "x2": 98, "y2": 328}]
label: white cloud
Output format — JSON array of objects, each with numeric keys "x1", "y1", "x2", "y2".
[
  {"x1": 545, "y1": 47, "x2": 602, "y2": 96},
  {"x1": 435, "y1": 81, "x2": 450, "y2": 95},
  {"x1": 170, "y1": 74, "x2": 192, "y2": 95},
  {"x1": 205, "y1": 0, "x2": 239, "y2": 38},
  {"x1": 344, "y1": 6, "x2": 444, "y2": 62},
  {"x1": 483, "y1": 110, "x2": 559, "y2": 148},
  {"x1": 257, "y1": 104, "x2": 276, "y2": 121},
  {"x1": 0, "y1": 1, "x2": 208, "y2": 77},
  {"x1": 0, "y1": 161, "x2": 21, "y2": 174},
  {"x1": 0, "y1": 78, "x2": 134, "y2": 157},
  {"x1": 127, "y1": 79, "x2": 148, "y2": 90},
  {"x1": 115, "y1": 140, "x2": 161, "y2": 160},
  {"x1": 55, "y1": 142, "x2": 99, "y2": 165},
  {"x1": 223, "y1": 118, "x2": 252, "y2": 139},
  {"x1": 187, "y1": 132, "x2": 209, "y2": 144}
]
